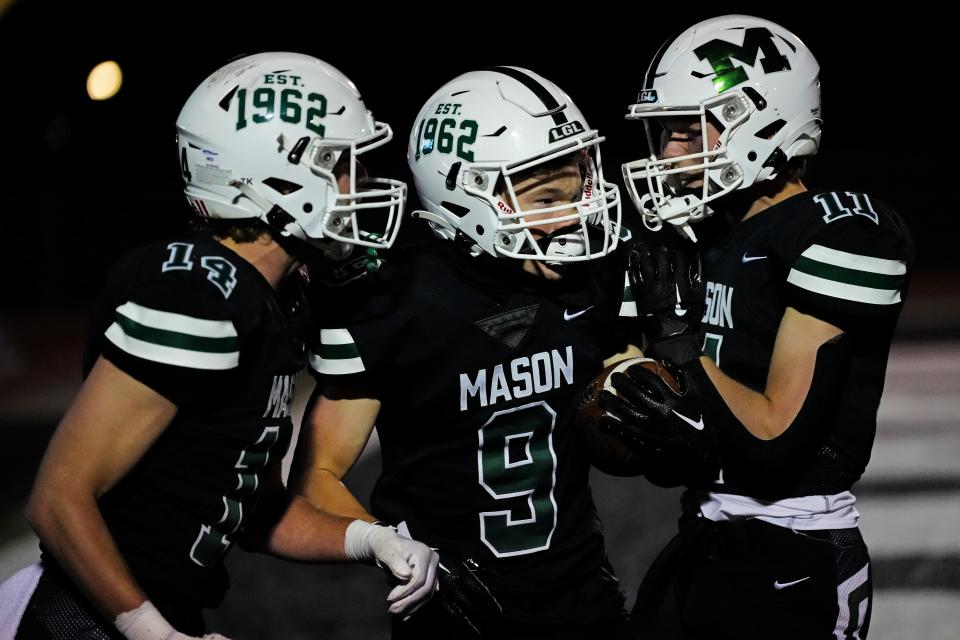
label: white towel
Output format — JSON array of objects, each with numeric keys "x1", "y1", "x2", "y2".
[{"x1": 0, "y1": 563, "x2": 43, "y2": 640}]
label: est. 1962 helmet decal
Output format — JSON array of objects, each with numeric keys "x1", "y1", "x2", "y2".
[{"x1": 413, "y1": 104, "x2": 479, "y2": 162}]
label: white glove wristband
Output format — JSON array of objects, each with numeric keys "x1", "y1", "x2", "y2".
[
  {"x1": 344, "y1": 519, "x2": 389, "y2": 562},
  {"x1": 114, "y1": 600, "x2": 176, "y2": 640}
]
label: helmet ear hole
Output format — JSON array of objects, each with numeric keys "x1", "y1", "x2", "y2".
[
  {"x1": 262, "y1": 177, "x2": 302, "y2": 195},
  {"x1": 754, "y1": 119, "x2": 786, "y2": 141},
  {"x1": 441, "y1": 201, "x2": 470, "y2": 219}
]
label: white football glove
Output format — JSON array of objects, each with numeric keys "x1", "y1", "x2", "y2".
[
  {"x1": 115, "y1": 600, "x2": 235, "y2": 640},
  {"x1": 344, "y1": 519, "x2": 439, "y2": 615}
]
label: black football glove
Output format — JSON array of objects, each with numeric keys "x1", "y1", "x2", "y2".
[
  {"x1": 598, "y1": 359, "x2": 718, "y2": 487},
  {"x1": 627, "y1": 240, "x2": 705, "y2": 364},
  {"x1": 436, "y1": 554, "x2": 501, "y2": 637},
  {"x1": 398, "y1": 551, "x2": 502, "y2": 639}
]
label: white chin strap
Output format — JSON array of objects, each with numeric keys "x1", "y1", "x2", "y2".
[{"x1": 639, "y1": 192, "x2": 700, "y2": 243}]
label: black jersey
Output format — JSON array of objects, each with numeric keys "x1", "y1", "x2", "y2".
[
  {"x1": 310, "y1": 241, "x2": 634, "y2": 604},
  {"x1": 69, "y1": 232, "x2": 306, "y2": 609},
  {"x1": 697, "y1": 190, "x2": 913, "y2": 498}
]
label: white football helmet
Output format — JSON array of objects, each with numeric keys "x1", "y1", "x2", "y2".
[
  {"x1": 176, "y1": 52, "x2": 405, "y2": 251},
  {"x1": 407, "y1": 67, "x2": 621, "y2": 262},
  {"x1": 622, "y1": 15, "x2": 821, "y2": 240}
]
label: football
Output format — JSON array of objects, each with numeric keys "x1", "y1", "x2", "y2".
[{"x1": 574, "y1": 357, "x2": 680, "y2": 477}]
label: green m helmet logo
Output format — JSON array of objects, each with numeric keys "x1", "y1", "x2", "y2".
[{"x1": 693, "y1": 27, "x2": 791, "y2": 94}]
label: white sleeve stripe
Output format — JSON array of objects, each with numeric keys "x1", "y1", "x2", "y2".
[
  {"x1": 787, "y1": 270, "x2": 901, "y2": 305},
  {"x1": 801, "y1": 244, "x2": 907, "y2": 275},
  {"x1": 320, "y1": 328, "x2": 357, "y2": 346},
  {"x1": 115, "y1": 301, "x2": 237, "y2": 338},
  {"x1": 105, "y1": 323, "x2": 240, "y2": 370},
  {"x1": 309, "y1": 353, "x2": 366, "y2": 375}
]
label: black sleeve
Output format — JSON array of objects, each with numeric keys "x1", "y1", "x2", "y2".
[
  {"x1": 772, "y1": 195, "x2": 912, "y2": 331},
  {"x1": 98, "y1": 270, "x2": 241, "y2": 406},
  {"x1": 307, "y1": 285, "x2": 407, "y2": 392}
]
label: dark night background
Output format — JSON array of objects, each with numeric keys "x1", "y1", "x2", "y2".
[
  {"x1": 1, "y1": 2, "x2": 957, "y2": 639},
  {"x1": 0, "y1": 3, "x2": 955, "y2": 311}
]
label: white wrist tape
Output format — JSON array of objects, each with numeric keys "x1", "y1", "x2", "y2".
[
  {"x1": 114, "y1": 600, "x2": 176, "y2": 640},
  {"x1": 344, "y1": 519, "x2": 390, "y2": 562}
]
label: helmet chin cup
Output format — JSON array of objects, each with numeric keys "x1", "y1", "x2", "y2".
[
  {"x1": 537, "y1": 225, "x2": 587, "y2": 265},
  {"x1": 536, "y1": 223, "x2": 612, "y2": 269},
  {"x1": 639, "y1": 192, "x2": 699, "y2": 242}
]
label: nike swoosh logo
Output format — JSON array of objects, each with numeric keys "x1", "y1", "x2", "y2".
[
  {"x1": 564, "y1": 306, "x2": 594, "y2": 321},
  {"x1": 671, "y1": 410, "x2": 704, "y2": 431},
  {"x1": 773, "y1": 577, "x2": 811, "y2": 590},
  {"x1": 742, "y1": 253, "x2": 768, "y2": 263},
  {"x1": 673, "y1": 284, "x2": 687, "y2": 317}
]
